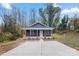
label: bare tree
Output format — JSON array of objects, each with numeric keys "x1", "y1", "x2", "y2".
[{"x1": 29, "y1": 8, "x2": 36, "y2": 25}]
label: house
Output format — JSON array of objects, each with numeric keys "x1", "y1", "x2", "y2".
[{"x1": 22, "y1": 22, "x2": 54, "y2": 39}]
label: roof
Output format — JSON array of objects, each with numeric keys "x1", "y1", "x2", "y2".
[
  {"x1": 22, "y1": 22, "x2": 54, "y2": 30},
  {"x1": 29, "y1": 22, "x2": 49, "y2": 28}
]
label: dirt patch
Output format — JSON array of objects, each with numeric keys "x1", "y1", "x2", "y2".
[{"x1": 0, "y1": 37, "x2": 27, "y2": 55}]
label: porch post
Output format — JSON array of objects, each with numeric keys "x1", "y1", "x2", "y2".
[
  {"x1": 51, "y1": 29, "x2": 53, "y2": 39},
  {"x1": 30, "y1": 29, "x2": 31, "y2": 39},
  {"x1": 37, "y1": 30, "x2": 38, "y2": 39},
  {"x1": 25, "y1": 30, "x2": 26, "y2": 37}
]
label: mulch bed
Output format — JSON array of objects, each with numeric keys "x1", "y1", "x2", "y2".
[{"x1": 0, "y1": 38, "x2": 27, "y2": 55}]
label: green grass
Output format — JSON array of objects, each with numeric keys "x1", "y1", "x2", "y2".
[{"x1": 53, "y1": 31, "x2": 79, "y2": 50}]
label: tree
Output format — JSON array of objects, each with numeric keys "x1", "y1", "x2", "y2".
[
  {"x1": 73, "y1": 15, "x2": 79, "y2": 30},
  {"x1": 0, "y1": 7, "x2": 26, "y2": 41},
  {"x1": 53, "y1": 14, "x2": 60, "y2": 28},
  {"x1": 39, "y1": 8, "x2": 47, "y2": 25},
  {"x1": 30, "y1": 8, "x2": 36, "y2": 25},
  {"x1": 58, "y1": 15, "x2": 68, "y2": 31},
  {"x1": 46, "y1": 3, "x2": 61, "y2": 27}
]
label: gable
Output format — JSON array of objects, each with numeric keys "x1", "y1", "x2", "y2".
[{"x1": 29, "y1": 23, "x2": 48, "y2": 28}]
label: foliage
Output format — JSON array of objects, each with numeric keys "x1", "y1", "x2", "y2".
[
  {"x1": 39, "y1": 8, "x2": 47, "y2": 25},
  {"x1": 73, "y1": 15, "x2": 79, "y2": 30},
  {"x1": 2, "y1": 14, "x2": 22, "y2": 38},
  {"x1": 0, "y1": 32, "x2": 13, "y2": 42},
  {"x1": 0, "y1": 7, "x2": 25, "y2": 42},
  {"x1": 39, "y1": 4, "x2": 61, "y2": 27},
  {"x1": 46, "y1": 4, "x2": 61, "y2": 27},
  {"x1": 58, "y1": 15, "x2": 68, "y2": 31}
]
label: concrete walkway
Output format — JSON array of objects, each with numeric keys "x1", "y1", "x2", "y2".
[{"x1": 2, "y1": 40, "x2": 79, "y2": 56}]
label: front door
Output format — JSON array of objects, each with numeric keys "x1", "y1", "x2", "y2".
[{"x1": 40, "y1": 30, "x2": 43, "y2": 38}]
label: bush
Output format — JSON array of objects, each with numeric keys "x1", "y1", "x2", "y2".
[
  {"x1": 10, "y1": 27, "x2": 22, "y2": 41},
  {"x1": 0, "y1": 32, "x2": 13, "y2": 42},
  {"x1": 16, "y1": 27, "x2": 23, "y2": 37},
  {"x1": 0, "y1": 26, "x2": 22, "y2": 42}
]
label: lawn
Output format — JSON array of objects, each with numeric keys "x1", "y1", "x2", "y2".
[{"x1": 53, "y1": 31, "x2": 79, "y2": 51}]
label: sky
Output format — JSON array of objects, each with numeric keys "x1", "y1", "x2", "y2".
[
  {"x1": 1, "y1": 3, "x2": 79, "y2": 16},
  {"x1": 0, "y1": 3, "x2": 79, "y2": 24}
]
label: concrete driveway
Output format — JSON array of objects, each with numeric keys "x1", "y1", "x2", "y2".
[{"x1": 2, "y1": 39, "x2": 79, "y2": 56}]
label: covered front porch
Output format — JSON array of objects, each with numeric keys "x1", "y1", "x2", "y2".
[{"x1": 25, "y1": 30, "x2": 53, "y2": 39}]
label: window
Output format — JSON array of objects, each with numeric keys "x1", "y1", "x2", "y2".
[
  {"x1": 43, "y1": 30, "x2": 51, "y2": 36},
  {"x1": 31, "y1": 30, "x2": 38, "y2": 36}
]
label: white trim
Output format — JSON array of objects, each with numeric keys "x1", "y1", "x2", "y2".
[
  {"x1": 29, "y1": 22, "x2": 48, "y2": 27},
  {"x1": 22, "y1": 28, "x2": 54, "y2": 30}
]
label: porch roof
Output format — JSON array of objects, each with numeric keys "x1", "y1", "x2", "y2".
[{"x1": 22, "y1": 22, "x2": 54, "y2": 30}]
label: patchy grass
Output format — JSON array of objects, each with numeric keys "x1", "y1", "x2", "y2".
[{"x1": 53, "y1": 31, "x2": 79, "y2": 50}]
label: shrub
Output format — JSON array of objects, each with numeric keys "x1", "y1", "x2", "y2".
[
  {"x1": 15, "y1": 27, "x2": 22, "y2": 37},
  {"x1": 10, "y1": 27, "x2": 22, "y2": 41},
  {"x1": 0, "y1": 32, "x2": 13, "y2": 42}
]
